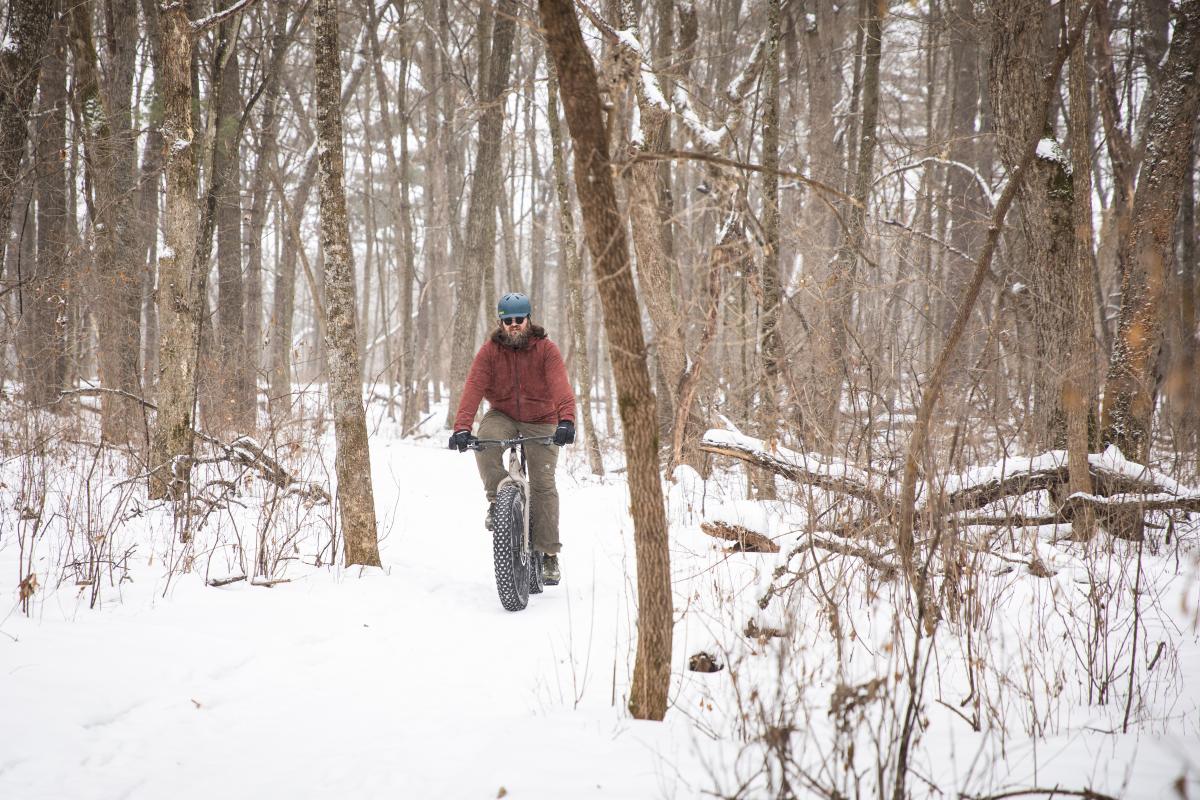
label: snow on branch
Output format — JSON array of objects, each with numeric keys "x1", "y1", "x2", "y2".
[
  {"x1": 874, "y1": 157, "x2": 998, "y2": 207},
  {"x1": 672, "y1": 85, "x2": 725, "y2": 151},
  {"x1": 939, "y1": 445, "x2": 1175, "y2": 514},
  {"x1": 699, "y1": 428, "x2": 892, "y2": 510},
  {"x1": 701, "y1": 424, "x2": 1199, "y2": 540},
  {"x1": 724, "y1": 35, "x2": 766, "y2": 104},
  {"x1": 189, "y1": 0, "x2": 262, "y2": 33}
]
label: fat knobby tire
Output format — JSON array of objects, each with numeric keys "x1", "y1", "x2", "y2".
[{"x1": 492, "y1": 484, "x2": 531, "y2": 611}]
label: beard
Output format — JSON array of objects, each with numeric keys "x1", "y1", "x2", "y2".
[{"x1": 501, "y1": 326, "x2": 530, "y2": 348}]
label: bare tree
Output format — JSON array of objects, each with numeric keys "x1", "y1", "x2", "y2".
[
  {"x1": 211, "y1": 0, "x2": 255, "y2": 434},
  {"x1": 1065, "y1": 0, "x2": 1097, "y2": 540},
  {"x1": 0, "y1": 0, "x2": 52, "y2": 265},
  {"x1": 989, "y1": 0, "x2": 1077, "y2": 448},
  {"x1": 445, "y1": 0, "x2": 518, "y2": 428},
  {"x1": 539, "y1": 0, "x2": 672, "y2": 721},
  {"x1": 752, "y1": 0, "x2": 782, "y2": 499},
  {"x1": 19, "y1": 5, "x2": 68, "y2": 405},
  {"x1": 547, "y1": 62, "x2": 604, "y2": 476},
  {"x1": 148, "y1": 1, "x2": 204, "y2": 499},
  {"x1": 1101, "y1": 0, "x2": 1200, "y2": 463},
  {"x1": 314, "y1": 0, "x2": 381, "y2": 568},
  {"x1": 67, "y1": 0, "x2": 143, "y2": 442},
  {"x1": 816, "y1": 0, "x2": 884, "y2": 451}
]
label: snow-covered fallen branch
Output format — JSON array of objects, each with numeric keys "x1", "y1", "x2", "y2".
[
  {"x1": 700, "y1": 520, "x2": 780, "y2": 552},
  {"x1": 701, "y1": 427, "x2": 1199, "y2": 544},
  {"x1": 699, "y1": 429, "x2": 891, "y2": 511},
  {"x1": 195, "y1": 432, "x2": 331, "y2": 505}
]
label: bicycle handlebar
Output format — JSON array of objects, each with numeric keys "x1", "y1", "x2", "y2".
[{"x1": 466, "y1": 435, "x2": 558, "y2": 451}]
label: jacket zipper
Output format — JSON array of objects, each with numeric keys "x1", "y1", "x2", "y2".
[{"x1": 512, "y1": 347, "x2": 522, "y2": 422}]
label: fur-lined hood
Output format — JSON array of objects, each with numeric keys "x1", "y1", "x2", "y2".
[{"x1": 490, "y1": 322, "x2": 548, "y2": 350}]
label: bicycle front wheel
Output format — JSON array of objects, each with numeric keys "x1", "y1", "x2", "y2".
[{"x1": 492, "y1": 484, "x2": 531, "y2": 612}]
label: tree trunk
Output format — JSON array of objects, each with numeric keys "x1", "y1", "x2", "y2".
[
  {"x1": 1065, "y1": 0, "x2": 1096, "y2": 540},
  {"x1": 268, "y1": 38, "x2": 370, "y2": 415},
  {"x1": 547, "y1": 63, "x2": 604, "y2": 476},
  {"x1": 819, "y1": 0, "x2": 883, "y2": 451},
  {"x1": 244, "y1": 1, "x2": 292, "y2": 406},
  {"x1": 0, "y1": 0, "x2": 52, "y2": 266},
  {"x1": 136, "y1": 0, "x2": 164, "y2": 400},
  {"x1": 1101, "y1": 0, "x2": 1200, "y2": 463},
  {"x1": 990, "y1": 0, "x2": 1076, "y2": 449},
  {"x1": 68, "y1": 0, "x2": 143, "y2": 442},
  {"x1": 941, "y1": 0, "x2": 988, "y2": 343},
  {"x1": 314, "y1": 0, "x2": 381, "y2": 568},
  {"x1": 539, "y1": 0, "x2": 672, "y2": 721},
  {"x1": 445, "y1": 0, "x2": 517, "y2": 428},
  {"x1": 618, "y1": 1, "x2": 687, "y2": 446},
  {"x1": 752, "y1": 0, "x2": 783, "y2": 498},
  {"x1": 149, "y1": 2, "x2": 203, "y2": 499},
  {"x1": 21, "y1": 6, "x2": 68, "y2": 405},
  {"x1": 212, "y1": 1, "x2": 253, "y2": 433},
  {"x1": 1177, "y1": 128, "x2": 1198, "y2": 454}
]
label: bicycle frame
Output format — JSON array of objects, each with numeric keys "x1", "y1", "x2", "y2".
[{"x1": 468, "y1": 435, "x2": 556, "y2": 559}]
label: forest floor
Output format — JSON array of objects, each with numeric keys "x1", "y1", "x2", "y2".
[{"x1": 1, "y1": 394, "x2": 1198, "y2": 798}]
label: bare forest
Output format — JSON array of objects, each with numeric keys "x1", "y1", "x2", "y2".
[{"x1": 2, "y1": 0, "x2": 1200, "y2": 796}]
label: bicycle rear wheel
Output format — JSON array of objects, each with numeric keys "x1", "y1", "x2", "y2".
[
  {"x1": 492, "y1": 484, "x2": 531, "y2": 611},
  {"x1": 529, "y1": 548, "x2": 544, "y2": 594}
]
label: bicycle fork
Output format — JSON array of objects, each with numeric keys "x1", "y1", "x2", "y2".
[{"x1": 499, "y1": 446, "x2": 533, "y2": 562}]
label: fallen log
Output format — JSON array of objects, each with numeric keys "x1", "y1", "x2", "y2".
[
  {"x1": 699, "y1": 432, "x2": 890, "y2": 510},
  {"x1": 700, "y1": 521, "x2": 780, "y2": 552}
]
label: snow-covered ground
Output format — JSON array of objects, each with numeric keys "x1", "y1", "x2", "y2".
[{"x1": 2, "y1": 399, "x2": 1198, "y2": 798}]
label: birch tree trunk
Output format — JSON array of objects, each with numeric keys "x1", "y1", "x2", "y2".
[
  {"x1": 314, "y1": 0, "x2": 381, "y2": 568},
  {"x1": 539, "y1": 0, "x2": 672, "y2": 721}
]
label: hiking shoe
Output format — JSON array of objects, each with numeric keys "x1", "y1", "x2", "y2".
[
  {"x1": 484, "y1": 502, "x2": 496, "y2": 531},
  {"x1": 542, "y1": 554, "x2": 560, "y2": 585}
]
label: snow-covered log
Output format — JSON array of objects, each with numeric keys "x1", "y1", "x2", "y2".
[
  {"x1": 700, "y1": 521, "x2": 780, "y2": 552},
  {"x1": 701, "y1": 428, "x2": 1199, "y2": 539},
  {"x1": 940, "y1": 446, "x2": 1181, "y2": 516},
  {"x1": 698, "y1": 429, "x2": 891, "y2": 510}
]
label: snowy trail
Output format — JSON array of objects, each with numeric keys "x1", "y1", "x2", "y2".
[
  {"x1": 0, "y1": 435, "x2": 703, "y2": 800},
  {"x1": 4, "y1": 423, "x2": 1198, "y2": 798}
]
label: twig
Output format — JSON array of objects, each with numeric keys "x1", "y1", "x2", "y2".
[{"x1": 960, "y1": 788, "x2": 1119, "y2": 800}]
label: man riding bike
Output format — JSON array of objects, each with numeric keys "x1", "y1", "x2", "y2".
[{"x1": 449, "y1": 292, "x2": 576, "y2": 585}]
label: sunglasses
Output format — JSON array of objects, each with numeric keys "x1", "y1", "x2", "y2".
[{"x1": 501, "y1": 316, "x2": 527, "y2": 326}]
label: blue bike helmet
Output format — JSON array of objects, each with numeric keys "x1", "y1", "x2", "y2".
[{"x1": 497, "y1": 292, "x2": 532, "y2": 320}]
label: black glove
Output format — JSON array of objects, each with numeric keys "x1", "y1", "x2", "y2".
[
  {"x1": 449, "y1": 430, "x2": 477, "y2": 452},
  {"x1": 553, "y1": 420, "x2": 575, "y2": 446}
]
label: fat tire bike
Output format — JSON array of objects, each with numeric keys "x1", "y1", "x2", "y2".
[{"x1": 465, "y1": 435, "x2": 559, "y2": 612}]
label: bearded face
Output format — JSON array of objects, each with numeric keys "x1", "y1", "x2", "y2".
[{"x1": 499, "y1": 317, "x2": 530, "y2": 347}]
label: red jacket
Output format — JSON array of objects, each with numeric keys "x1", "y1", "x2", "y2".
[{"x1": 454, "y1": 328, "x2": 576, "y2": 431}]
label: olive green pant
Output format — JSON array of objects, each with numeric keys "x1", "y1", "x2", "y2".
[{"x1": 475, "y1": 409, "x2": 561, "y2": 554}]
